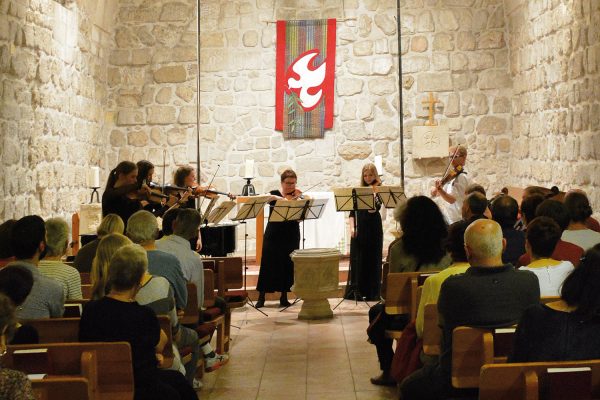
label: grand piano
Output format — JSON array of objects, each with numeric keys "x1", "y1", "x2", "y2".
[{"x1": 199, "y1": 223, "x2": 237, "y2": 257}]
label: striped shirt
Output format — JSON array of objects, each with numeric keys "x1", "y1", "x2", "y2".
[
  {"x1": 136, "y1": 276, "x2": 179, "y2": 335},
  {"x1": 38, "y1": 260, "x2": 83, "y2": 300},
  {"x1": 7, "y1": 261, "x2": 64, "y2": 319}
]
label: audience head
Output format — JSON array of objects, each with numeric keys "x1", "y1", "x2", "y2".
[
  {"x1": 446, "y1": 220, "x2": 469, "y2": 263},
  {"x1": 136, "y1": 160, "x2": 154, "y2": 187},
  {"x1": 106, "y1": 161, "x2": 137, "y2": 190},
  {"x1": 44, "y1": 218, "x2": 69, "y2": 258},
  {"x1": 360, "y1": 163, "x2": 381, "y2": 186},
  {"x1": 10, "y1": 215, "x2": 46, "y2": 261},
  {"x1": 523, "y1": 186, "x2": 548, "y2": 201},
  {"x1": 535, "y1": 199, "x2": 570, "y2": 231},
  {"x1": 490, "y1": 195, "x2": 519, "y2": 228},
  {"x1": 464, "y1": 219, "x2": 505, "y2": 266},
  {"x1": 173, "y1": 209, "x2": 201, "y2": 240},
  {"x1": 0, "y1": 266, "x2": 34, "y2": 306},
  {"x1": 107, "y1": 245, "x2": 147, "y2": 293},
  {"x1": 0, "y1": 293, "x2": 17, "y2": 349},
  {"x1": 561, "y1": 244, "x2": 600, "y2": 319},
  {"x1": 161, "y1": 208, "x2": 180, "y2": 236},
  {"x1": 520, "y1": 194, "x2": 545, "y2": 227},
  {"x1": 126, "y1": 211, "x2": 159, "y2": 244},
  {"x1": 96, "y1": 214, "x2": 125, "y2": 238},
  {"x1": 0, "y1": 220, "x2": 16, "y2": 259},
  {"x1": 465, "y1": 184, "x2": 486, "y2": 197},
  {"x1": 91, "y1": 233, "x2": 132, "y2": 299},
  {"x1": 525, "y1": 217, "x2": 562, "y2": 259},
  {"x1": 564, "y1": 191, "x2": 593, "y2": 224},
  {"x1": 462, "y1": 192, "x2": 488, "y2": 220},
  {"x1": 395, "y1": 196, "x2": 448, "y2": 265}
]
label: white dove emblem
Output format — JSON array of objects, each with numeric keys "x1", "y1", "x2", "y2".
[{"x1": 287, "y1": 50, "x2": 327, "y2": 111}]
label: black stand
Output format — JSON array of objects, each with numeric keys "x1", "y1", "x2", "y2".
[
  {"x1": 240, "y1": 220, "x2": 267, "y2": 317},
  {"x1": 90, "y1": 187, "x2": 100, "y2": 203}
]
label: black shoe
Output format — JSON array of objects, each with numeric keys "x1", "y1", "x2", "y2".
[
  {"x1": 370, "y1": 372, "x2": 396, "y2": 387},
  {"x1": 279, "y1": 300, "x2": 292, "y2": 307},
  {"x1": 255, "y1": 299, "x2": 265, "y2": 308}
]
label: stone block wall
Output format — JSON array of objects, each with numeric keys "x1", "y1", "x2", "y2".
[
  {"x1": 506, "y1": 0, "x2": 600, "y2": 212},
  {"x1": 0, "y1": 0, "x2": 115, "y2": 221}
]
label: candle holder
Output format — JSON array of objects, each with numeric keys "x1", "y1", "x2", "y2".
[
  {"x1": 241, "y1": 178, "x2": 256, "y2": 196},
  {"x1": 90, "y1": 187, "x2": 100, "y2": 203}
]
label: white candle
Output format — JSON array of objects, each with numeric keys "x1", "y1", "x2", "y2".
[
  {"x1": 244, "y1": 159, "x2": 254, "y2": 179},
  {"x1": 374, "y1": 156, "x2": 383, "y2": 176},
  {"x1": 89, "y1": 166, "x2": 100, "y2": 188}
]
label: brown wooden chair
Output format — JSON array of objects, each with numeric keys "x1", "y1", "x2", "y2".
[
  {"x1": 203, "y1": 257, "x2": 248, "y2": 307},
  {"x1": 422, "y1": 303, "x2": 441, "y2": 356},
  {"x1": 31, "y1": 377, "x2": 92, "y2": 400},
  {"x1": 6, "y1": 342, "x2": 134, "y2": 400},
  {"x1": 480, "y1": 359, "x2": 600, "y2": 400}
]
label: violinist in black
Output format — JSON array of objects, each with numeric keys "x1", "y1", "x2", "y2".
[
  {"x1": 101, "y1": 161, "x2": 149, "y2": 228},
  {"x1": 136, "y1": 160, "x2": 179, "y2": 217}
]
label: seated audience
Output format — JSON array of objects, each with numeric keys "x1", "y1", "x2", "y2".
[
  {"x1": 0, "y1": 220, "x2": 16, "y2": 267},
  {"x1": 79, "y1": 245, "x2": 197, "y2": 400},
  {"x1": 490, "y1": 195, "x2": 525, "y2": 265},
  {"x1": 461, "y1": 192, "x2": 488, "y2": 222},
  {"x1": 519, "y1": 217, "x2": 574, "y2": 296},
  {"x1": 0, "y1": 293, "x2": 34, "y2": 399},
  {"x1": 519, "y1": 193, "x2": 545, "y2": 229},
  {"x1": 399, "y1": 219, "x2": 539, "y2": 400},
  {"x1": 0, "y1": 266, "x2": 38, "y2": 344},
  {"x1": 7, "y1": 216, "x2": 63, "y2": 319},
  {"x1": 38, "y1": 218, "x2": 82, "y2": 300},
  {"x1": 518, "y1": 199, "x2": 583, "y2": 267},
  {"x1": 511, "y1": 244, "x2": 600, "y2": 362},
  {"x1": 90, "y1": 233, "x2": 132, "y2": 300},
  {"x1": 562, "y1": 191, "x2": 600, "y2": 250},
  {"x1": 159, "y1": 208, "x2": 181, "y2": 238},
  {"x1": 73, "y1": 214, "x2": 124, "y2": 273},
  {"x1": 369, "y1": 196, "x2": 451, "y2": 386},
  {"x1": 127, "y1": 211, "x2": 187, "y2": 311},
  {"x1": 464, "y1": 184, "x2": 486, "y2": 197},
  {"x1": 567, "y1": 189, "x2": 600, "y2": 232}
]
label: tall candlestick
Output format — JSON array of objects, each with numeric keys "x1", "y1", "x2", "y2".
[{"x1": 89, "y1": 166, "x2": 100, "y2": 188}]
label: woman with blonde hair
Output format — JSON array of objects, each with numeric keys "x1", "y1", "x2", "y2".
[
  {"x1": 90, "y1": 233, "x2": 132, "y2": 300},
  {"x1": 74, "y1": 214, "x2": 125, "y2": 273},
  {"x1": 345, "y1": 163, "x2": 383, "y2": 301}
]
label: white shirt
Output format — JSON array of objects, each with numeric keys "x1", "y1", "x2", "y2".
[
  {"x1": 156, "y1": 234, "x2": 204, "y2": 308},
  {"x1": 520, "y1": 259, "x2": 574, "y2": 297},
  {"x1": 440, "y1": 173, "x2": 469, "y2": 224},
  {"x1": 562, "y1": 229, "x2": 600, "y2": 250}
]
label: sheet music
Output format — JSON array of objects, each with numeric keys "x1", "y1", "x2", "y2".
[
  {"x1": 269, "y1": 199, "x2": 310, "y2": 222},
  {"x1": 376, "y1": 186, "x2": 406, "y2": 209},
  {"x1": 332, "y1": 187, "x2": 375, "y2": 211},
  {"x1": 232, "y1": 195, "x2": 271, "y2": 221},
  {"x1": 303, "y1": 198, "x2": 328, "y2": 220},
  {"x1": 206, "y1": 201, "x2": 236, "y2": 224}
]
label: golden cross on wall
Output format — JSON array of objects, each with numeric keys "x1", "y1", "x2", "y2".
[{"x1": 421, "y1": 92, "x2": 439, "y2": 126}]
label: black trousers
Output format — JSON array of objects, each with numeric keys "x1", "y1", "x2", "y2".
[{"x1": 367, "y1": 303, "x2": 409, "y2": 371}]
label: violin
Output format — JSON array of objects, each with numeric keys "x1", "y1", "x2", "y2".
[
  {"x1": 164, "y1": 184, "x2": 236, "y2": 200},
  {"x1": 439, "y1": 164, "x2": 464, "y2": 186},
  {"x1": 284, "y1": 189, "x2": 304, "y2": 200}
]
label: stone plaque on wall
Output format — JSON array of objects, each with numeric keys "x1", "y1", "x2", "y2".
[{"x1": 412, "y1": 125, "x2": 448, "y2": 159}]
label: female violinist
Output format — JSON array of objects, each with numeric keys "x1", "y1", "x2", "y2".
[
  {"x1": 430, "y1": 145, "x2": 470, "y2": 224},
  {"x1": 101, "y1": 161, "x2": 149, "y2": 227},
  {"x1": 135, "y1": 160, "x2": 179, "y2": 217},
  {"x1": 345, "y1": 163, "x2": 384, "y2": 301},
  {"x1": 256, "y1": 169, "x2": 308, "y2": 308},
  {"x1": 168, "y1": 166, "x2": 233, "y2": 208}
]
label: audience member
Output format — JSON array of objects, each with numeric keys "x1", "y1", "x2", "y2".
[
  {"x1": 464, "y1": 184, "x2": 486, "y2": 197},
  {"x1": 511, "y1": 244, "x2": 600, "y2": 362},
  {"x1": 74, "y1": 214, "x2": 124, "y2": 273},
  {"x1": 0, "y1": 220, "x2": 16, "y2": 267},
  {"x1": 399, "y1": 219, "x2": 539, "y2": 400},
  {"x1": 160, "y1": 208, "x2": 181, "y2": 237},
  {"x1": 369, "y1": 196, "x2": 451, "y2": 386},
  {"x1": 562, "y1": 192, "x2": 600, "y2": 250},
  {"x1": 0, "y1": 293, "x2": 34, "y2": 399},
  {"x1": 461, "y1": 192, "x2": 488, "y2": 222},
  {"x1": 490, "y1": 195, "x2": 525, "y2": 265},
  {"x1": 127, "y1": 211, "x2": 187, "y2": 310},
  {"x1": 79, "y1": 245, "x2": 197, "y2": 400},
  {"x1": 519, "y1": 194, "x2": 545, "y2": 228},
  {"x1": 517, "y1": 199, "x2": 583, "y2": 267},
  {"x1": 520, "y1": 217, "x2": 574, "y2": 296},
  {"x1": 90, "y1": 233, "x2": 132, "y2": 300},
  {"x1": 6, "y1": 216, "x2": 63, "y2": 319},
  {"x1": 38, "y1": 218, "x2": 82, "y2": 300},
  {"x1": 0, "y1": 266, "x2": 38, "y2": 344},
  {"x1": 566, "y1": 189, "x2": 600, "y2": 232}
]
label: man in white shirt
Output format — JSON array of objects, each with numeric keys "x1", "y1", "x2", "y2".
[{"x1": 520, "y1": 216, "x2": 574, "y2": 297}]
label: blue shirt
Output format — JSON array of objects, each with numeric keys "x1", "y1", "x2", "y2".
[{"x1": 146, "y1": 250, "x2": 188, "y2": 310}]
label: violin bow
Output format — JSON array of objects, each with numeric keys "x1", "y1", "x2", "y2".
[
  {"x1": 441, "y1": 146, "x2": 461, "y2": 182},
  {"x1": 197, "y1": 164, "x2": 221, "y2": 218}
]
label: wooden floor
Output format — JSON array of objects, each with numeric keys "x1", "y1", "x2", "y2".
[{"x1": 199, "y1": 299, "x2": 396, "y2": 400}]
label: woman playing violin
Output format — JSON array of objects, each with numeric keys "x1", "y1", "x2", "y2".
[
  {"x1": 256, "y1": 169, "x2": 307, "y2": 308},
  {"x1": 101, "y1": 161, "x2": 149, "y2": 228},
  {"x1": 345, "y1": 163, "x2": 384, "y2": 301},
  {"x1": 430, "y1": 145, "x2": 470, "y2": 224},
  {"x1": 136, "y1": 160, "x2": 180, "y2": 217}
]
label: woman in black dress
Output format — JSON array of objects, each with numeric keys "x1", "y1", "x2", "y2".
[
  {"x1": 345, "y1": 163, "x2": 383, "y2": 301},
  {"x1": 102, "y1": 161, "x2": 150, "y2": 227},
  {"x1": 256, "y1": 169, "x2": 305, "y2": 308}
]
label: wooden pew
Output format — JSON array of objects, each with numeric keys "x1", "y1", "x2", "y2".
[
  {"x1": 6, "y1": 342, "x2": 134, "y2": 400},
  {"x1": 451, "y1": 326, "x2": 516, "y2": 389},
  {"x1": 480, "y1": 359, "x2": 600, "y2": 400},
  {"x1": 203, "y1": 257, "x2": 247, "y2": 306},
  {"x1": 31, "y1": 377, "x2": 92, "y2": 400},
  {"x1": 422, "y1": 303, "x2": 441, "y2": 356},
  {"x1": 81, "y1": 284, "x2": 92, "y2": 299}
]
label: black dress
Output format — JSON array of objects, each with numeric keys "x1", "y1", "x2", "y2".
[
  {"x1": 256, "y1": 190, "x2": 300, "y2": 293},
  {"x1": 345, "y1": 194, "x2": 383, "y2": 301},
  {"x1": 101, "y1": 184, "x2": 141, "y2": 228}
]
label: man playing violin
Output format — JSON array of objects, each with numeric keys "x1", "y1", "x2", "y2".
[{"x1": 431, "y1": 145, "x2": 469, "y2": 224}]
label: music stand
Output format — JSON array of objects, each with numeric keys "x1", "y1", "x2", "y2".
[
  {"x1": 206, "y1": 201, "x2": 236, "y2": 224},
  {"x1": 232, "y1": 195, "x2": 271, "y2": 317},
  {"x1": 332, "y1": 187, "x2": 376, "y2": 310},
  {"x1": 376, "y1": 186, "x2": 407, "y2": 209}
]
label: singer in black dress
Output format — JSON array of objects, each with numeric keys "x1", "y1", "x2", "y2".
[
  {"x1": 256, "y1": 169, "x2": 303, "y2": 308},
  {"x1": 344, "y1": 163, "x2": 384, "y2": 301}
]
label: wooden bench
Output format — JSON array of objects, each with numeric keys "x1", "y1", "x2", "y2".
[
  {"x1": 422, "y1": 303, "x2": 441, "y2": 356},
  {"x1": 452, "y1": 326, "x2": 516, "y2": 389},
  {"x1": 480, "y1": 359, "x2": 600, "y2": 400},
  {"x1": 6, "y1": 342, "x2": 134, "y2": 400},
  {"x1": 31, "y1": 376, "x2": 92, "y2": 400}
]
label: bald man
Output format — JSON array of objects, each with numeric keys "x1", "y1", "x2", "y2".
[{"x1": 400, "y1": 220, "x2": 539, "y2": 400}]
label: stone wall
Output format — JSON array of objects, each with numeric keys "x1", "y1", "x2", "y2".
[
  {"x1": 506, "y1": 0, "x2": 600, "y2": 212},
  {"x1": 0, "y1": 0, "x2": 116, "y2": 221}
]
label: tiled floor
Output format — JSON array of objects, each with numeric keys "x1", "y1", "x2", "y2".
[{"x1": 199, "y1": 299, "x2": 397, "y2": 400}]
